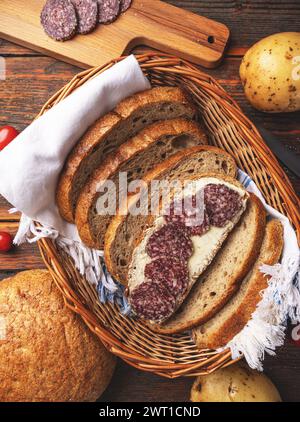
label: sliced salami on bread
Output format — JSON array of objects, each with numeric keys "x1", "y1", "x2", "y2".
[
  {"x1": 104, "y1": 146, "x2": 238, "y2": 284},
  {"x1": 75, "y1": 118, "x2": 208, "y2": 249},
  {"x1": 56, "y1": 87, "x2": 197, "y2": 223},
  {"x1": 127, "y1": 174, "x2": 249, "y2": 324},
  {"x1": 151, "y1": 193, "x2": 266, "y2": 333},
  {"x1": 192, "y1": 219, "x2": 284, "y2": 350}
]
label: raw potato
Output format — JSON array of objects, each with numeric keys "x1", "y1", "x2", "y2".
[
  {"x1": 240, "y1": 32, "x2": 300, "y2": 112},
  {"x1": 190, "y1": 363, "x2": 282, "y2": 402}
]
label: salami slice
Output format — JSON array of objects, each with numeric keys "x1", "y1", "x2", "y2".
[
  {"x1": 165, "y1": 195, "x2": 210, "y2": 236},
  {"x1": 188, "y1": 211, "x2": 210, "y2": 236},
  {"x1": 204, "y1": 184, "x2": 243, "y2": 227},
  {"x1": 146, "y1": 224, "x2": 193, "y2": 261},
  {"x1": 120, "y1": 0, "x2": 132, "y2": 13},
  {"x1": 97, "y1": 0, "x2": 120, "y2": 24},
  {"x1": 41, "y1": 0, "x2": 77, "y2": 41},
  {"x1": 71, "y1": 0, "x2": 98, "y2": 34},
  {"x1": 145, "y1": 257, "x2": 189, "y2": 296},
  {"x1": 130, "y1": 282, "x2": 176, "y2": 322}
]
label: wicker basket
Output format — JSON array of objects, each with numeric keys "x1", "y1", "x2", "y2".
[{"x1": 37, "y1": 52, "x2": 300, "y2": 379}]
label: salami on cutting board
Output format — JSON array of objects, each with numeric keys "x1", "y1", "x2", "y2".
[{"x1": 0, "y1": 0, "x2": 229, "y2": 69}]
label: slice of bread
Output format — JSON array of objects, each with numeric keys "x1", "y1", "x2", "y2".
[
  {"x1": 192, "y1": 219, "x2": 284, "y2": 350},
  {"x1": 127, "y1": 175, "x2": 249, "y2": 323},
  {"x1": 104, "y1": 146, "x2": 238, "y2": 284},
  {"x1": 56, "y1": 87, "x2": 197, "y2": 223},
  {"x1": 151, "y1": 193, "x2": 266, "y2": 333},
  {"x1": 75, "y1": 118, "x2": 208, "y2": 249}
]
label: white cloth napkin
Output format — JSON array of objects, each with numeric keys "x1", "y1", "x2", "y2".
[{"x1": 0, "y1": 55, "x2": 151, "y2": 241}]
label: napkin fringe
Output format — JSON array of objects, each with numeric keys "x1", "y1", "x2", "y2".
[
  {"x1": 218, "y1": 255, "x2": 300, "y2": 370},
  {"x1": 12, "y1": 212, "x2": 59, "y2": 244}
]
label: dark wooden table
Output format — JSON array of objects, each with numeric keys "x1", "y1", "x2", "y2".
[{"x1": 0, "y1": 0, "x2": 299, "y2": 402}]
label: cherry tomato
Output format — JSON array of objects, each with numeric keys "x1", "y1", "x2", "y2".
[
  {"x1": 0, "y1": 232, "x2": 13, "y2": 252},
  {"x1": 0, "y1": 125, "x2": 19, "y2": 151},
  {"x1": 290, "y1": 324, "x2": 300, "y2": 347}
]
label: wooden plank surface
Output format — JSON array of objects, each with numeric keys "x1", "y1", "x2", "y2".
[
  {"x1": 0, "y1": 0, "x2": 299, "y2": 403},
  {"x1": 166, "y1": 0, "x2": 300, "y2": 55},
  {"x1": 0, "y1": 223, "x2": 44, "y2": 270}
]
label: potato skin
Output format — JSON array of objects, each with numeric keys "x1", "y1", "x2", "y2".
[
  {"x1": 240, "y1": 32, "x2": 300, "y2": 113},
  {"x1": 190, "y1": 363, "x2": 282, "y2": 402}
]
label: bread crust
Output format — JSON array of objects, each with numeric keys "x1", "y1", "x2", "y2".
[
  {"x1": 127, "y1": 173, "x2": 248, "y2": 327},
  {"x1": 56, "y1": 112, "x2": 121, "y2": 223},
  {"x1": 142, "y1": 146, "x2": 237, "y2": 184},
  {"x1": 193, "y1": 219, "x2": 284, "y2": 349},
  {"x1": 75, "y1": 118, "x2": 208, "y2": 249},
  {"x1": 107, "y1": 170, "x2": 245, "y2": 287},
  {"x1": 56, "y1": 87, "x2": 196, "y2": 223},
  {"x1": 0, "y1": 270, "x2": 116, "y2": 402},
  {"x1": 151, "y1": 193, "x2": 266, "y2": 334},
  {"x1": 104, "y1": 146, "x2": 238, "y2": 283}
]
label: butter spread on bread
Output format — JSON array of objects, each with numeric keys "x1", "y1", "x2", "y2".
[
  {"x1": 151, "y1": 193, "x2": 266, "y2": 334},
  {"x1": 104, "y1": 146, "x2": 238, "y2": 284},
  {"x1": 128, "y1": 176, "x2": 249, "y2": 323}
]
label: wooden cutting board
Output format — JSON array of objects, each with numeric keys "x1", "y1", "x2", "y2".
[{"x1": 0, "y1": 0, "x2": 230, "y2": 69}]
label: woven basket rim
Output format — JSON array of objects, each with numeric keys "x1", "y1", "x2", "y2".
[{"x1": 36, "y1": 52, "x2": 300, "y2": 378}]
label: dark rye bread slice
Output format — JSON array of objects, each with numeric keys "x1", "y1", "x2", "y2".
[
  {"x1": 75, "y1": 118, "x2": 208, "y2": 249},
  {"x1": 151, "y1": 194, "x2": 266, "y2": 334},
  {"x1": 104, "y1": 146, "x2": 237, "y2": 285},
  {"x1": 193, "y1": 219, "x2": 284, "y2": 350},
  {"x1": 56, "y1": 87, "x2": 197, "y2": 223}
]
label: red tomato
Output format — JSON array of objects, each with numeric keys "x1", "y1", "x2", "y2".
[
  {"x1": 0, "y1": 232, "x2": 13, "y2": 252},
  {"x1": 0, "y1": 125, "x2": 19, "y2": 151},
  {"x1": 290, "y1": 324, "x2": 300, "y2": 347}
]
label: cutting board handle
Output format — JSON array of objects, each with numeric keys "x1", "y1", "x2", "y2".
[{"x1": 122, "y1": 0, "x2": 230, "y2": 68}]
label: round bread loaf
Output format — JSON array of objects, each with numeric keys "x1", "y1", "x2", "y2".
[{"x1": 0, "y1": 270, "x2": 116, "y2": 402}]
